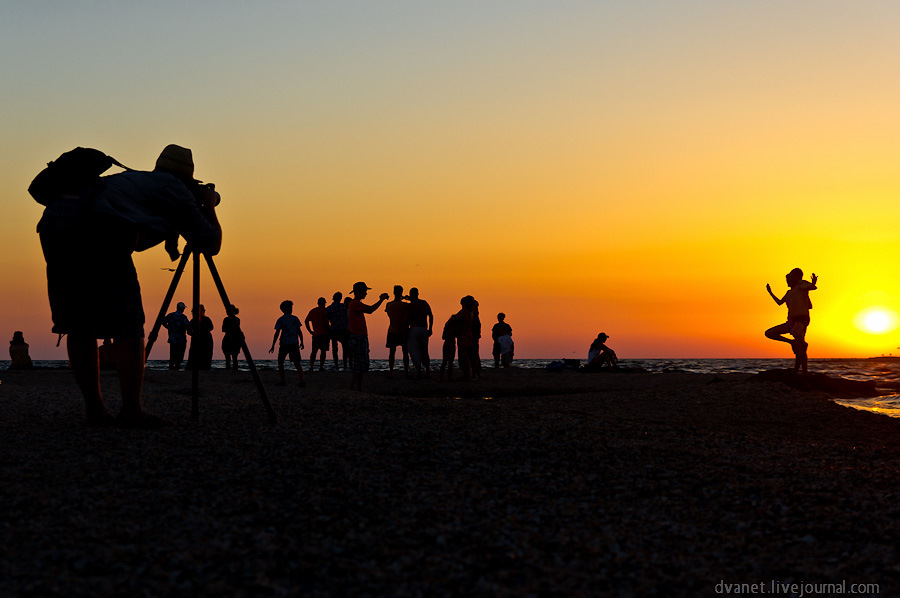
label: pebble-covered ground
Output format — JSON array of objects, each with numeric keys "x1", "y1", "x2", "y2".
[{"x1": 1, "y1": 367, "x2": 897, "y2": 596}]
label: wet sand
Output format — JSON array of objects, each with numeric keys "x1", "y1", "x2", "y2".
[{"x1": 1, "y1": 366, "x2": 897, "y2": 596}]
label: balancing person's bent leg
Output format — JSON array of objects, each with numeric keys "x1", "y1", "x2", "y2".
[{"x1": 764, "y1": 322, "x2": 793, "y2": 344}]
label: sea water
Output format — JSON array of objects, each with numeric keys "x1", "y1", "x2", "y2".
[{"x1": 4, "y1": 358, "x2": 899, "y2": 418}]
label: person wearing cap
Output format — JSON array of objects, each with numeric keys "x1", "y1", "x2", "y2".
[
  {"x1": 36, "y1": 144, "x2": 222, "y2": 428},
  {"x1": 347, "y1": 282, "x2": 389, "y2": 391},
  {"x1": 162, "y1": 300, "x2": 191, "y2": 370},
  {"x1": 587, "y1": 332, "x2": 618, "y2": 370}
]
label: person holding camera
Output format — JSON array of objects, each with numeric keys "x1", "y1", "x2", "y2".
[
  {"x1": 37, "y1": 144, "x2": 222, "y2": 428},
  {"x1": 347, "y1": 282, "x2": 389, "y2": 391}
]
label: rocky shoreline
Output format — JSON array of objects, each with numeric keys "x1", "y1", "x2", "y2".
[{"x1": 1, "y1": 367, "x2": 897, "y2": 596}]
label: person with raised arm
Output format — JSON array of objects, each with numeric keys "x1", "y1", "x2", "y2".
[
  {"x1": 766, "y1": 268, "x2": 818, "y2": 374},
  {"x1": 348, "y1": 282, "x2": 389, "y2": 391}
]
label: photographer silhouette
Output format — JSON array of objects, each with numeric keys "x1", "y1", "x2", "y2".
[{"x1": 37, "y1": 144, "x2": 221, "y2": 428}]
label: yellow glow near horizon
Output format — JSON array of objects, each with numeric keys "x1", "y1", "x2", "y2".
[{"x1": 854, "y1": 307, "x2": 899, "y2": 335}]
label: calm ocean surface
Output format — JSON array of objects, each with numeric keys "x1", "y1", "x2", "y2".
[{"x1": 5, "y1": 357, "x2": 900, "y2": 418}]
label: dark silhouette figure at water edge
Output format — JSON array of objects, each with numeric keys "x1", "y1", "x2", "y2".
[{"x1": 766, "y1": 268, "x2": 817, "y2": 374}]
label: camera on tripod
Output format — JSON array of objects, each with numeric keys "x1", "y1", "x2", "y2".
[{"x1": 188, "y1": 180, "x2": 221, "y2": 208}]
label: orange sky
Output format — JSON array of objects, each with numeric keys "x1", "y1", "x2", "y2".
[{"x1": 2, "y1": 2, "x2": 900, "y2": 360}]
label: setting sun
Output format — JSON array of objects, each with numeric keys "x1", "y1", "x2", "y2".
[{"x1": 854, "y1": 307, "x2": 900, "y2": 335}]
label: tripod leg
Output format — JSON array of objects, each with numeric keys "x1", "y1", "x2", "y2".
[
  {"x1": 145, "y1": 248, "x2": 191, "y2": 359},
  {"x1": 204, "y1": 253, "x2": 278, "y2": 424},
  {"x1": 192, "y1": 251, "x2": 201, "y2": 421}
]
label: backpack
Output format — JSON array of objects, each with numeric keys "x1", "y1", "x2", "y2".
[{"x1": 28, "y1": 147, "x2": 129, "y2": 206}]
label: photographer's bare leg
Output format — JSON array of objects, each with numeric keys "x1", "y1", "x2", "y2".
[
  {"x1": 113, "y1": 336, "x2": 146, "y2": 419},
  {"x1": 67, "y1": 333, "x2": 111, "y2": 424},
  {"x1": 114, "y1": 337, "x2": 171, "y2": 427}
]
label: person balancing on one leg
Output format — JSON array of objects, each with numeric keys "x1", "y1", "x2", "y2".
[{"x1": 765, "y1": 268, "x2": 818, "y2": 374}]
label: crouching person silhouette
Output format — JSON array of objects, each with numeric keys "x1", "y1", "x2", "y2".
[
  {"x1": 766, "y1": 268, "x2": 817, "y2": 374},
  {"x1": 36, "y1": 144, "x2": 222, "y2": 428}
]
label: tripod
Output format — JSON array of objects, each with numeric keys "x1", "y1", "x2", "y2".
[{"x1": 145, "y1": 245, "x2": 277, "y2": 423}]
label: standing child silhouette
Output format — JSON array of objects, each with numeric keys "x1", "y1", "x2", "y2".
[{"x1": 766, "y1": 268, "x2": 818, "y2": 374}]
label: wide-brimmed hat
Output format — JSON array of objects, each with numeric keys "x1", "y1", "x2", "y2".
[{"x1": 155, "y1": 144, "x2": 194, "y2": 179}]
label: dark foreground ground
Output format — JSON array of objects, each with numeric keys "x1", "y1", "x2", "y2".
[{"x1": 1, "y1": 367, "x2": 898, "y2": 596}]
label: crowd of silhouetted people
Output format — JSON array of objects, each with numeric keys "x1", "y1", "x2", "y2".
[{"x1": 158, "y1": 283, "x2": 518, "y2": 390}]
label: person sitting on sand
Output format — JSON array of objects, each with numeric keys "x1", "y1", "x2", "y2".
[
  {"x1": 587, "y1": 332, "x2": 618, "y2": 370},
  {"x1": 766, "y1": 268, "x2": 818, "y2": 374},
  {"x1": 9, "y1": 331, "x2": 33, "y2": 370},
  {"x1": 98, "y1": 338, "x2": 116, "y2": 370},
  {"x1": 269, "y1": 300, "x2": 305, "y2": 387}
]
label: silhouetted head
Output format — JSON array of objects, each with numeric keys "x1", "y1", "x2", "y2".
[
  {"x1": 11, "y1": 331, "x2": 25, "y2": 345},
  {"x1": 461, "y1": 295, "x2": 477, "y2": 309},
  {"x1": 318, "y1": 297, "x2": 326, "y2": 307},
  {"x1": 280, "y1": 300, "x2": 293, "y2": 314},
  {"x1": 596, "y1": 332, "x2": 609, "y2": 342},
  {"x1": 409, "y1": 287, "x2": 419, "y2": 299},
  {"x1": 230, "y1": 305, "x2": 239, "y2": 315},
  {"x1": 193, "y1": 304, "x2": 206, "y2": 316},
  {"x1": 786, "y1": 268, "x2": 803, "y2": 287},
  {"x1": 154, "y1": 144, "x2": 194, "y2": 182},
  {"x1": 393, "y1": 285, "x2": 404, "y2": 299},
  {"x1": 497, "y1": 313, "x2": 506, "y2": 322},
  {"x1": 352, "y1": 281, "x2": 371, "y2": 298},
  {"x1": 176, "y1": 301, "x2": 186, "y2": 313},
  {"x1": 344, "y1": 297, "x2": 352, "y2": 306},
  {"x1": 332, "y1": 291, "x2": 343, "y2": 302}
]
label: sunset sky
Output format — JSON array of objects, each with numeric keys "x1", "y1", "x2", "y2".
[{"x1": 3, "y1": 1, "x2": 899, "y2": 360}]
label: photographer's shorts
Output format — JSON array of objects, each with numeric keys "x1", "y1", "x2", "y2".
[{"x1": 38, "y1": 220, "x2": 145, "y2": 340}]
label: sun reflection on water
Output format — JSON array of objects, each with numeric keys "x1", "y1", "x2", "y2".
[{"x1": 834, "y1": 394, "x2": 900, "y2": 418}]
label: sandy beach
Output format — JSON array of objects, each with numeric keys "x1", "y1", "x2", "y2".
[{"x1": 1, "y1": 366, "x2": 898, "y2": 596}]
